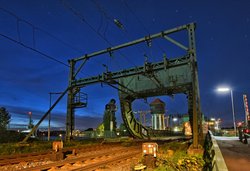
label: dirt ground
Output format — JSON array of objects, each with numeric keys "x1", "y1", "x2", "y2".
[{"x1": 217, "y1": 139, "x2": 250, "y2": 171}]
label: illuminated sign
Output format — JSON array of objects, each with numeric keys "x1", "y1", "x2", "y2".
[{"x1": 243, "y1": 95, "x2": 250, "y2": 121}]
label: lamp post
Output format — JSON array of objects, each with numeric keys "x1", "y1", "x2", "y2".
[
  {"x1": 28, "y1": 111, "x2": 32, "y2": 127},
  {"x1": 216, "y1": 87, "x2": 236, "y2": 136}
]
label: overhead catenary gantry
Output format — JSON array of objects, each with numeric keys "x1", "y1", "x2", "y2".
[{"x1": 66, "y1": 22, "x2": 203, "y2": 149}]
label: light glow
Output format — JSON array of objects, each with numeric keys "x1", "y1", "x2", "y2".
[
  {"x1": 173, "y1": 118, "x2": 178, "y2": 122},
  {"x1": 217, "y1": 87, "x2": 230, "y2": 92}
]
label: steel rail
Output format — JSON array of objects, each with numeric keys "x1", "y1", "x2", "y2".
[
  {"x1": 0, "y1": 152, "x2": 50, "y2": 166},
  {"x1": 20, "y1": 147, "x2": 139, "y2": 171},
  {"x1": 72, "y1": 150, "x2": 141, "y2": 171},
  {"x1": 0, "y1": 143, "x2": 119, "y2": 167}
]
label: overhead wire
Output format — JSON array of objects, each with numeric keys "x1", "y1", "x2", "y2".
[
  {"x1": 91, "y1": 0, "x2": 112, "y2": 21},
  {"x1": 90, "y1": 0, "x2": 124, "y2": 71},
  {"x1": 123, "y1": 1, "x2": 166, "y2": 58},
  {"x1": 60, "y1": 0, "x2": 118, "y2": 71},
  {"x1": 0, "y1": 7, "x2": 69, "y2": 67},
  {"x1": 0, "y1": 32, "x2": 69, "y2": 67},
  {"x1": 0, "y1": 2, "x2": 151, "y2": 83},
  {"x1": 60, "y1": 0, "x2": 138, "y2": 68},
  {"x1": 0, "y1": 7, "x2": 95, "y2": 78},
  {"x1": 91, "y1": 0, "x2": 152, "y2": 64},
  {"x1": 90, "y1": 0, "x2": 157, "y2": 97},
  {"x1": 0, "y1": 4, "x2": 130, "y2": 80},
  {"x1": 0, "y1": 7, "x2": 83, "y2": 54},
  {"x1": 0, "y1": 6, "x2": 108, "y2": 128}
]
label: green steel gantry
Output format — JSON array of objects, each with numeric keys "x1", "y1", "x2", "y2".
[
  {"x1": 66, "y1": 23, "x2": 203, "y2": 148},
  {"x1": 21, "y1": 23, "x2": 203, "y2": 149}
]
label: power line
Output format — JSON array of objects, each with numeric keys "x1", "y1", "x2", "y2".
[
  {"x1": 123, "y1": 1, "x2": 166, "y2": 54},
  {"x1": 97, "y1": 0, "x2": 154, "y2": 68},
  {"x1": 0, "y1": 32, "x2": 69, "y2": 67},
  {"x1": 91, "y1": 0, "x2": 112, "y2": 21},
  {"x1": 60, "y1": 0, "x2": 110, "y2": 45},
  {"x1": 91, "y1": 0, "x2": 124, "y2": 30},
  {"x1": 0, "y1": 7, "x2": 95, "y2": 78},
  {"x1": 0, "y1": 7, "x2": 69, "y2": 67},
  {"x1": 91, "y1": 0, "x2": 151, "y2": 63},
  {"x1": 91, "y1": 0, "x2": 126, "y2": 71},
  {"x1": 60, "y1": 0, "x2": 137, "y2": 68},
  {"x1": 61, "y1": 0, "x2": 116, "y2": 70},
  {"x1": 0, "y1": 7, "x2": 83, "y2": 54}
]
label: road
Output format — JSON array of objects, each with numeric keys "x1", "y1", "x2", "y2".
[{"x1": 214, "y1": 136, "x2": 250, "y2": 171}]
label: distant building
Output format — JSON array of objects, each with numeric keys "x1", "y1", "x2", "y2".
[
  {"x1": 150, "y1": 98, "x2": 166, "y2": 130},
  {"x1": 7, "y1": 124, "x2": 28, "y2": 131}
]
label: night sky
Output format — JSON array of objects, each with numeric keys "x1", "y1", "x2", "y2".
[{"x1": 0, "y1": 0, "x2": 250, "y2": 129}]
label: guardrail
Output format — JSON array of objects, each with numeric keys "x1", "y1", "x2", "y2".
[{"x1": 203, "y1": 131, "x2": 228, "y2": 171}]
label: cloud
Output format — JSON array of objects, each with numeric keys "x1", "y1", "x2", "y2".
[
  {"x1": 75, "y1": 115, "x2": 103, "y2": 130},
  {"x1": 2, "y1": 104, "x2": 103, "y2": 130}
]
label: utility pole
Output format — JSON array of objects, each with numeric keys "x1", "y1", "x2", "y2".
[
  {"x1": 48, "y1": 92, "x2": 63, "y2": 141},
  {"x1": 134, "y1": 110, "x2": 149, "y2": 127},
  {"x1": 28, "y1": 111, "x2": 32, "y2": 128},
  {"x1": 66, "y1": 60, "x2": 75, "y2": 141},
  {"x1": 49, "y1": 94, "x2": 51, "y2": 141}
]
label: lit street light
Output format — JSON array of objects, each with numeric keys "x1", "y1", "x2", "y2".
[{"x1": 216, "y1": 87, "x2": 236, "y2": 136}]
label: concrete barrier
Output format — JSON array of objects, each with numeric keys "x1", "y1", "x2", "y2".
[{"x1": 204, "y1": 131, "x2": 228, "y2": 171}]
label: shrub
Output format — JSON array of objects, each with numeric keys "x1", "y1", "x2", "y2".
[
  {"x1": 156, "y1": 142, "x2": 204, "y2": 171},
  {"x1": 0, "y1": 130, "x2": 26, "y2": 143}
]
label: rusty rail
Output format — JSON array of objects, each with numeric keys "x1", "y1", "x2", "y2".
[{"x1": 21, "y1": 147, "x2": 139, "y2": 171}]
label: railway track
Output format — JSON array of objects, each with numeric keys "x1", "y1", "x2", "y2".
[
  {"x1": 0, "y1": 143, "x2": 121, "y2": 167},
  {"x1": 0, "y1": 138, "x2": 191, "y2": 170},
  {"x1": 71, "y1": 150, "x2": 140, "y2": 171},
  {"x1": 20, "y1": 146, "x2": 141, "y2": 171},
  {"x1": 0, "y1": 151, "x2": 50, "y2": 166}
]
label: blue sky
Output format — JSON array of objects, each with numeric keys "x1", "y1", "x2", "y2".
[{"x1": 0, "y1": 0, "x2": 250, "y2": 129}]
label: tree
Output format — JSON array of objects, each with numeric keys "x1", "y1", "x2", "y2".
[
  {"x1": 0, "y1": 107, "x2": 11, "y2": 131},
  {"x1": 96, "y1": 123, "x2": 104, "y2": 136}
]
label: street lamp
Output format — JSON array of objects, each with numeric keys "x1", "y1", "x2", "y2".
[
  {"x1": 216, "y1": 87, "x2": 236, "y2": 136},
  {"x1": 28, "y1": 111, "x2": 32, "y2": 129}
]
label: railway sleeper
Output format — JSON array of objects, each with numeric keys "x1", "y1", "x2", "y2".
[{"x1": 50, "y1": 149, "x2": 77, "y2": 161}]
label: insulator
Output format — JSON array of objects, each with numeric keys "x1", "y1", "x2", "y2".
[{"x1": 114, "y1": 19, "x2": 124, "y2": 29}]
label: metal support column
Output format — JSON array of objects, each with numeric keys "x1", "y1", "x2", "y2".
[
  {"x1": 48, "y1": 94, "x2": 51, "y2": 141},
  {"x1": 188, "y1": 23, "x2": 202, "y2": 148},
  {"x1": 66, "y1": 60, "x2": 75, "y2": 141}
]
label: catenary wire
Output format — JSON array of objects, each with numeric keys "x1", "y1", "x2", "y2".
[
  {"x1": 0, "y1": 7, "x2": 95, "y2": 78},
  {"x1": 123, "y1": 1, "x2": 166, "y2": 54},
  {"x1": 60, "y1": 0, "x2": 138, "y2": 68},
  {"x1": 91, "y1": 0, "x2": 153, "y2": 63},
  {"x1": 0, "y1": 7, "x2": 83, "y2": 54},
  {"x1": 0, "y1": 32, "x2": 69, "y2": 67}
]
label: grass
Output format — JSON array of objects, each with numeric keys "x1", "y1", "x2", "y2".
[
  {"x1": 0, "y1": 141, "x2": 52, "y2": 155},
  {"x1": 155, "y1": 141, "x2": 205, "y2": 171},
  {"x1": 0, "y1": 139, "x2": 101, "y2": 156}
]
